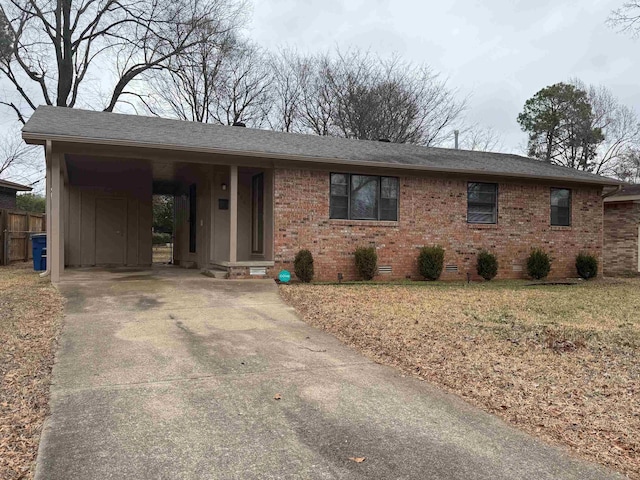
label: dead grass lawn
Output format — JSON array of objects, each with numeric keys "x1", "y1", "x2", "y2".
[
  {"x1": 280, "y1": 279, "x2": 640, "y2": 478},
  {"x1": 0, "y1": 263, "x2": 64, "y2": 480}
]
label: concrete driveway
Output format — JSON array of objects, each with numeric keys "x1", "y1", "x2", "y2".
[{"x1": 36, "y1": 268, "x2": 620, "y2": 480}]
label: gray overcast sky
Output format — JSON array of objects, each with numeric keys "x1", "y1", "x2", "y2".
[{"x1": 248, "y1": 0, "x2": 639, "y2": 152}]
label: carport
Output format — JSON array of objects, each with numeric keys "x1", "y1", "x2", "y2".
[{"x1": 22, "y1": 106, "x2": 275, "y2": 282}]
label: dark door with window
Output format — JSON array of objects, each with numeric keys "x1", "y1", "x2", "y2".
[
  {"x1": 189, "y1": 184, "x2": 196, "y2": 253},
  {"x1": 251, "y1": 173, "x2": 264, "y2": 254}
]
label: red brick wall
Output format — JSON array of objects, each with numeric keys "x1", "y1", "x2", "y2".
[
  {"x1": 603, "y1": 201, "x2": 640, "y2": 276},
  {"x1": 273, "y1": 168, "x2": 604, "y2": 281},
  {"x1": 0, "y1": 188, "x2": 17, "y2": 210}
]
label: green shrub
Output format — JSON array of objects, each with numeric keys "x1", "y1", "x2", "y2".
[
  {"x1": 418, "y1": 245, "x2": 445, "y2": 281},
  {"x1": 526, "y1": 248, "x2": 551, "y2": 280},
  {"x1": 354, "y1": 246, "x2": 378, "y2": 280},
  {"x1": 152, "y1": 232, "x2": 171, "y2": 245},
  {"x1": 477, "y1": 250, "x2": 498, "y2": 281},
  {"x1": 576, "y1": 253, "x2": 598, "y2": 280},
  {"x1": 294, "y1": 249, "x2": 314, "y2": 283}
]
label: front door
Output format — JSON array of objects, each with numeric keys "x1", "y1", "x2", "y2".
[
  {"x1": 251, "y1": 173, "x2": 264, "y2": 255},
  {"x1": 95, "y1": 197, "x2": 126, "y2": 265}
]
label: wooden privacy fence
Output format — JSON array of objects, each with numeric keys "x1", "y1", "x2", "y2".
[{"x1": 0, "y1": 209, "x2": 46, "y2": 265}]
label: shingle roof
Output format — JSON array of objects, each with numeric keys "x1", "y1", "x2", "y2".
[
  {"x1": 606, "y1": 183, "x2": 640, "y2": 201},
  {"x1": 0, "y1": 178, "x2": 32, "y2": 192},
  {"x1": 22, "y1": 106, "x2": 621, "y2": 186},
  {"x1": 617, "y1": 184, "x2": 640, "y2": 196}
]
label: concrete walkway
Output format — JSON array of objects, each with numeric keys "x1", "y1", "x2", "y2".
[{"x1": 36, "y1": 268, "x2": 621, "y2": 480}]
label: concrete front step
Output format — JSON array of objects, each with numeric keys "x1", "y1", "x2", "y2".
[{"x1": 201, "y1": 268, "x2": 228, "y2": 279}]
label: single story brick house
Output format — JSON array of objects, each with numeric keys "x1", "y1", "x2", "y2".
[
  {"x1": 0, "y1": 178, "x2": 32, "y2": 210},
  {"x1": 603, "y1": 184, "x2": 640, "y2": 276},
  {"x1": 22, "y1": 106, "x2": 620, "y2": 282}
]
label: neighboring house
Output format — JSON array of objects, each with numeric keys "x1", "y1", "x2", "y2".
[
  {"x1": 0, "y1": 178, "x2": 32, "y2": 210},
  {"x1": 22, "y1": 106, "x2": 620, "y2": 283},
  {"x1": 603, "y1": 184, "x2": 640, "y2": 276}
]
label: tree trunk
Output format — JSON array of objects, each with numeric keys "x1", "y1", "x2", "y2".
[{"x1": 56, "y1": 0, "x2": 73, "y2": 107}]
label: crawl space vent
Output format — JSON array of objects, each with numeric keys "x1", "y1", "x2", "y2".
[
  {"x1": 512, "y1": 265, "x2": 523, "y2": 272},
  {"x1": 445, "y1": 264, "x2": 458, "y2": 273},
  {"x1": 378, "y1": 265, "x2": 393, "y2": 274},
  {"x1": 249, "y1": 267, "x2": 267, "y2": 276}
]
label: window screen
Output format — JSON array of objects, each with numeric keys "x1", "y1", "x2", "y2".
[
  {"x1": 550, "y1": 188, "x2": 571, "y2": 226},
  {"x1": 467, "y1": 182, "x2": 498, "y2": 224},
  {"x1": 330, "y1": 173, "x2": 398, "y2": 221}
]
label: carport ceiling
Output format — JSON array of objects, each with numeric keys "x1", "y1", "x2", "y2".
[{"x1": 65, "y1": 155, "x2": 196, "y2": 185}]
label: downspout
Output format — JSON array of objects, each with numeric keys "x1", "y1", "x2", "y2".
[
  {"x1": 40, "y1": 140, "x2": 52, "y2": 278},
  {"x1": 602, "y1": 184, "x2": 623, "y2": 199}
]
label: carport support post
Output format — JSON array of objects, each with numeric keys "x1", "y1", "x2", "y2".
[
  {"x1": 50, "y1": 149, "x2": 64, "y2": 282},
  {"x1": 229, "y1": 165, "x2": 238, "y2": 263},
  {"x1": 42, "y1": 141, "x2": 52, "y2": 278}
]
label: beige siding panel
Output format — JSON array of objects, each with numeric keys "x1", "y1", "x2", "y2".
[
  {"x1": 173, "y1": 194, "x2": 186, "y2": 265},
  {"x1": 127, "y1": 198, "x2": 139, "y2": 265},
  {"x1": 138, "y1": 198, "x2": 152, "y2": 265},
  {"x1": 80, "y1": 189, "x2": 96, "y2": 266},
  {"x1": 66, "y1": 185, "x2": 151, "y2": 267},
  {"x1": 95, "y1": 197, "x2": 126, "y2": 265},
  {"x1": 213, "y1": 171, "x2": 230, "y2": 262},
  {"x1": 66, "y1": 187, "x2": 82, "y2": 266},
  {"x1": 237, "y1": 173, "x2": 251, "y2": 261},
  {"x1": 264, "y1": 170, "x2": 274, "y2": 261},
  {"x1": 197, "y1": 177, "x2": 210, "y2": 267}
]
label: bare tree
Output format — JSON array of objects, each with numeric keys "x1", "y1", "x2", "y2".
[
  {"x1": 209, "y1": 40, "x2": 272, "y2": 127},
  {"x1": 0, "y1": 0, "x2": 246, "y2": 123},
  {"x1": 320, "y1": 49, "x2": 466, "y2": 145},
  {"x1": 613, "y1": 148, "x2": 640, "y2": 183},
  {"x1": 267, "y1": 48, "x2": 304, "y2": 133},
  {"x1": 571, "y1": 79, "x2": 640, "y2": 176},
  {"x1": 457, "y1": 125, "x2": 503, "y2": 152},
  {"x1": 145, "y1": 29, "x2": 236, "y2": 122},
  {"x1": 146, "y1": 37, "x2": 272, "y2": 127},
  {"x1": 609, "y1": 2, "x2": 640, "y2": 36},
  {"x1": 298, "y1": 54, "x2": 336, "y2": 136},
  {"x1": 0, "y1": 127, "x2": 40, "y2": 185},
  {"x1": 268, "y1": 48, "x2": 466, "y2": 145},
  {"x1": 0, "y1": 8, "x2": 10, "y2": 59}
]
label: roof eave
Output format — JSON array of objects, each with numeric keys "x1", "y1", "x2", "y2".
[
  {"x1": 604, "y1": 194, "x2": 640, "y2": 203},
  {"x1": 22, "y1": 131, "x2": 623, "y2": 187},
  {"x1": 0, "y1": 181, "x2": 33, "y2": 191}
]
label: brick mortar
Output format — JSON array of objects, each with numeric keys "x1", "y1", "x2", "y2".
[
  {"x1": 272, "y1": 168, "x2": 603, "y2": 282},
  {"x1": 603, "y1": 202, "x2": 640, "y2": 276},
  {"x1": 0, "y1": 189, "x2": 17, "y2": 210}
]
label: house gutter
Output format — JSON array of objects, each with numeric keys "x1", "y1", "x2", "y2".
[
  {"x1": 21, "y1": 132, "x2": 624, "y2": 188},
  {"x1": 602, "y1": 185, "x2": 623, "y2": 199},
  {"x1": 604, "y1": 193, "x2": 640, "y2": 203}
]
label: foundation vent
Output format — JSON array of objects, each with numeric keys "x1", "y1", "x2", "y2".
[
  {"x1": 512, "y1": 265, "x2": 523, "y2": 272},
  {"x1": 445, "y1": 264, "x2": 459, "y2": 273},
  {"x1": 250, "y1": 267, "x2": 267, "y2": 276},
  {"x1": 378, "y1": 265, "x2": 393, "y2": 274}
]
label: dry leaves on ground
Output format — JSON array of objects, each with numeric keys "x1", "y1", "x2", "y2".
[
  {"x1": 280, "y1": 279, "x2": 640, "y2": 479},
  {"x1": 0, "y1": 263, "x2": 64, "y2": 480}
]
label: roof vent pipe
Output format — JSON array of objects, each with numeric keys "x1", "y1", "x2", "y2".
[
  {"x1": 454, "y1": 130, "x2": 459, "y2": 149},
  {"x1": 232, "y1": 121, "x2": 246, "y2": 127}
]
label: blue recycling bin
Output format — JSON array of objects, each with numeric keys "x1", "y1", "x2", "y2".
[{"x1": 31, "y1": 233, "x2": 47, "y2": 271}]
